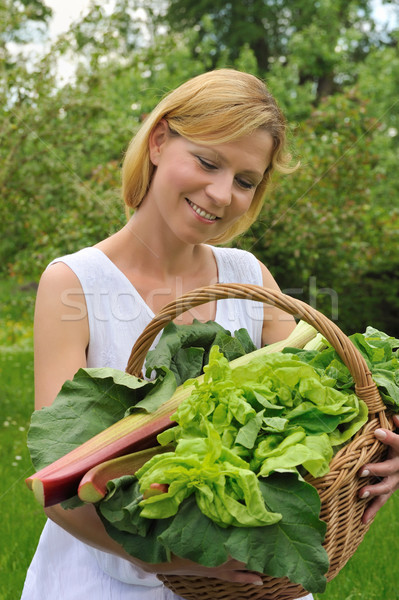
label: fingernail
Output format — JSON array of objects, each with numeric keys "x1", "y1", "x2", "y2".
[
  {"x1": 360, "y1": 469, "x2": 370, "y2": 477},
  {"x1": 361, "y1": 490, "x2": 370, "y2": 499},
  {"x1": 375, "y1": 429, "x2": 387, "y2": 440},
  {"x1": 362, "y1": 517, "x2": 371, "y2": 525},
  {"x1": 253, "y1": 580, "x2": 263, "y2": 586}
]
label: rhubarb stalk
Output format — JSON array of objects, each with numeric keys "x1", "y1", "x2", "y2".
[
  {"x1": 26, "y1": 398, "x2": 185, "y2": 506},
  {"x1": 78, "y1": 445, "x2": 173, "y2": 503}
]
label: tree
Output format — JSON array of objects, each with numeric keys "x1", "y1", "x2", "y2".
[
  {"x1": 164, "y1": 0, "x2": 395, "y2": 103},
  {"x1": 0, "y1": 0, "x2": 51, "y2": 47},
  {"x1": 2, "y1": 0, "x2": 398, "y2": 335}
]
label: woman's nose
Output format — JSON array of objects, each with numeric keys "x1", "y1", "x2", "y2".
[{"x1": 205, "y1": 173, "x2": 233, "y2": 206}]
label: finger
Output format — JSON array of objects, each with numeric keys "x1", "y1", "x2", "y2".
[
  {"x1": 373, "y1": 428, "x2": 399, "y2": 450},
  {"x1": 219, "y1": 559, "x2": 263, "y2": 585},
  {"x1": 227, "y1": 571, "x2": 263, "y2": 586},
  {"x1": 358, "y1": 428, "x2": 399, "y2": 476},
  {"x1": 185, "y1": 559, "x2": 264, "y2": 585},
  {"x1": 197, "y1": 565, "x2": 263, "y2": 585},
  {"x1": 224, "y1": 559, "x2": 247, "y2": 569},
  {"x1": 361, "y1": 493, "x2": 391, "y2": 525},
  {"x1": 359, "y1": 477, "x2": 396, "y2": 498},
  {"x1": 359, "y1": 456, "x2": 399, "y2": 478}
]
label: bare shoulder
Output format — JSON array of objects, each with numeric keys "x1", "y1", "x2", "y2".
[
  {"x1": 36, "y1": 261, "x2": 86, "y2": 319},
  {"x1": 38, "y1": 260, "x2": 81, "y2": 292},
  {"x1": 257, "y1": 260, "x2": 281, "y2": 291}
]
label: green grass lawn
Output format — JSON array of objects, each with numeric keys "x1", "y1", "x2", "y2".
[
  {"x1": 314, "y1": 493, "x2": 399, "y2": 600},
  {"x1": 0, "y1": 279, "x2": 45, "y2": 600},
  {"x1": 0, "y1": 349, "x2": 46, "y2": 600},
  {"x1": 1, "y1": 278, "x2": 398, "y2": 600}
]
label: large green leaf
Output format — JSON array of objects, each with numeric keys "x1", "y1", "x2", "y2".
[
  {"x1": 145, "y1": 320, "x2": 254, "y2": 385},
  {"x1": 97, "y1": 471, "x2": 328, "y2": 593},
  {"x1": 28, "y1": 366, "x2": 175, "y2": 470}
]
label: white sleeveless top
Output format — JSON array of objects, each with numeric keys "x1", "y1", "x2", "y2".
[
  {"x1": 52, "y1": 245, "x2": 265, "y2": 370},
  {"x1": 21, "y1": 245, "x2": 313, "y2": 600}
]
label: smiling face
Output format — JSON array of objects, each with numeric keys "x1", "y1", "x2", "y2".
[{"x1": 141, "y1": 120, "x2": 274, "y2": 246}]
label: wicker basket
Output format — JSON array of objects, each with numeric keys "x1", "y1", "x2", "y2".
[{"x1": 125, "y1": 283, "x2": 393, "y2": 600}]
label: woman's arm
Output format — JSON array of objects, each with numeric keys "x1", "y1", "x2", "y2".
[
  {"x1": 34, "y1": 264, "x2": 126, "y2": 551},
  {"x1": 34, "y1": 262, "x2": 263, "y2": 585},
  {"x1": 34, "y1": 263, "x2": 89, "y2": 410},
  {"x1": 44, "y1": 501, "x2": 263, "y2": 584},
  {"x1": 34, "y1": 262, "x2": 127, "y2": 554},
  {"x1": 257, "y1": 261, "x2": 296, "y2": 345}
]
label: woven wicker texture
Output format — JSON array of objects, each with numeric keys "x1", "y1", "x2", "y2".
[{"x1": 125, "y1": 284, "x2": 393, "y2": 600}]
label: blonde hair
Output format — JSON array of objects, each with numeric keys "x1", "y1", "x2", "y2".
[{"x1": 122, "y1": 68, "x2": 295, "y2": 244}]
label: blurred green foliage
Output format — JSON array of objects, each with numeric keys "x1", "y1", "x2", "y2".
[
  {"x1": 240, "y1": 87, "x2": 399, "y2": 334},
  {"x1": 1, "y1": 0, "x2": 398, "y2": 335}
]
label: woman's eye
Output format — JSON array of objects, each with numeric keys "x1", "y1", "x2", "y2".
[
  {"x1": 197, "y1": 156, "x2": 217, "y2": 170},
  {"x1": 236, "y1": 177, "x2": 255, "y2": 190},
  {"x1": 196, "y1": 156, "x2": 256, "y2": 190}
]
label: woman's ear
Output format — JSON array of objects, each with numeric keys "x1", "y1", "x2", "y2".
[{"x1": 148, "y1": 119, "x2": 169, "y2": 166}]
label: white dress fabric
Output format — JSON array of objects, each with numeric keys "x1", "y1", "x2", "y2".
[{"x1": 21, "y1": 245, "x2": 313, "y2": 600}]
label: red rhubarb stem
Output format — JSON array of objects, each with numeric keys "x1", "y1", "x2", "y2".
[{"x1": 26, "y1": 413, "x2": 176, "y2": 506}]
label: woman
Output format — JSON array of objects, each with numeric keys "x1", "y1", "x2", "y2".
[{"x1": 21, "y1": 69, "x2": 399, "y2": 600}]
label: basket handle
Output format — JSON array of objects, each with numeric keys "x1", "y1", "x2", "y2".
[{"x1": 125, "y1": 283, "x2": 385, "y2": 414}]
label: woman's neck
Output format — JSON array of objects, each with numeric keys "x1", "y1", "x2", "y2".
[{"x1": 97, "y1": 214, "x2": 205, "y2": 281}]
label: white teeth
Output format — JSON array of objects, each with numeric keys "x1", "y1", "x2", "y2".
[{"x1": 187, "y1": 199, "x2": 218, "y2": 221}]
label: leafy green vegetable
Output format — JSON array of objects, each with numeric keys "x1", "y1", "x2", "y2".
[
  {"x1": 27, "y1": 321, "x2": 399, "y2": 593},
  {"x1": 145, "y1": 320, "x2": 255, "y2": 385},
  {"x1": 292, "y1": 326, "x2": 399, "y2": 409},
  {"x1": 154, "y1": 346, "x2": 367, "y2": 486},
  {"x1": 97, "y1": 471, "x2": 328, "y2": 593},
  {"x1": 137, "y1": 423, "x2": 281, "y2": 527}
]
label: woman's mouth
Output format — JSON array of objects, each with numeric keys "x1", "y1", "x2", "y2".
[{"x1": 186, "y1": 199, "x2": 219, "y2": 222}]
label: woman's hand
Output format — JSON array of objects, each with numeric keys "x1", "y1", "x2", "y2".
[
  {"x1": 146, "y1": 555, "x2": 263, "y2": 586},
  {"x1": 359, "y1": 414, "x2": 399, "y2": 524}
]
